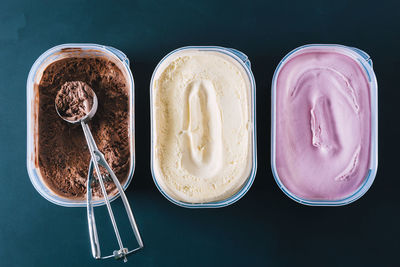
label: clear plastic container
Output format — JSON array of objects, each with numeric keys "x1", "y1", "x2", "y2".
[
  {"x1": 271, "y1": 44, "x2": 378, "y2": 206},
  {"x1": 150, "y1": 46, "x2": 257, "y2": 208},
  {"x1": 26, "y1": 43, "x2": 135, "y2": 207}
]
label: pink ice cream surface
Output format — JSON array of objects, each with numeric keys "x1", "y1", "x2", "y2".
[{"x1": 275, "y1": 47, "x2": 371, "y2": 200}]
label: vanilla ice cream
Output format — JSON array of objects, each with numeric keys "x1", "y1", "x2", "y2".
[{"x1": 151, "y1": 49, "x2": 253, "y2": 203}]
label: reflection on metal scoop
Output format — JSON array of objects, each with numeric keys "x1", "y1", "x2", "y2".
[{"x1": 55, "y1": 81, "x2": 143, "y2": 262}]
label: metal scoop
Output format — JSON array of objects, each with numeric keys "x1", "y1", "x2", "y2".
[{"x1": 55, "y1": 81, "x2": 143, "y2": 262}]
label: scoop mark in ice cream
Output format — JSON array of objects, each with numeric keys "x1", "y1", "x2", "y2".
[
  {"x1": 55, "y1": 81, "x2": 94, "y2": 121},
  {"x1": 181, "y1": 80, "x2": 223, "y2": 178}
]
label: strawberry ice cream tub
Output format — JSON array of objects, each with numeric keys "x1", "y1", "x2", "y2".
[{"x1": 271, "y1": 44, "x2": 378, "y2": 206}]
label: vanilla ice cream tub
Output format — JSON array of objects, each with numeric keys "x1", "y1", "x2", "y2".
[
  {"x1": 271, "y1": 44, "x2": 378, "y2": 206},
  {"x1": 150, "y1": 46, "x2": 257, "y2": 208}
]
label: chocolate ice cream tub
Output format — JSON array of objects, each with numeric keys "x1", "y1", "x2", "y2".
[{"x1": 27, "y1": 44, "x2": 135, "y2": 207}]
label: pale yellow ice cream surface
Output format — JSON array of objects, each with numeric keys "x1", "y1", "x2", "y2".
[{"x1": 152, "y1": 50, "x2": 252, "y2": 203}]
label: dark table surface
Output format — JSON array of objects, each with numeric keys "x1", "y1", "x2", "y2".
[{"x1": 1, "y1": 0, "x2": 399, "y2": 266}]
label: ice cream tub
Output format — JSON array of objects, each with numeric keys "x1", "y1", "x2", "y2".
[
  {"x1": 271, "y1": 44, "x2": 378, "y2": 206},
  {"x1": 150, "y1": 46, "x2": 257, "y2": 208},
  {"x1": 27, "y1": 43, "x2": 135, "y2": 207}
]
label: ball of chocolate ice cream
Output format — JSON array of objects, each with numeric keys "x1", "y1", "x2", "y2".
[{"x1": 55, "y1": 81, "x2": 94, "y2": 121}]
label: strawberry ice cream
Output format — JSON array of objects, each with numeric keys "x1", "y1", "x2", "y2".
[{"x1": 273, "y1": 45, "x2": 375, "y2": 201}]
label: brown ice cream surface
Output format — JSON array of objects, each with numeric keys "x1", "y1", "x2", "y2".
[
  {"x1": 55, "y1": 81, "x2": 94, "y2": 121},
  {"x1": 38, "y1": 57, "x2": 130, "y2": 199}
]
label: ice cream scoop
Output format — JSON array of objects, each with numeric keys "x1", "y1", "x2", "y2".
[
  {"x1": 55, "y1": 81, "x2": 143, "y2": 262},
  {"x1": 55, "y1": 81, "x2": 98, "y2": 123},
  {"x1": 55, "y1": 81, "x2": 96, "y2": 122}
]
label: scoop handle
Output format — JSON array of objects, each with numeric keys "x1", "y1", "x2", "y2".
[
  {"x1": 82, "y1": 121, "x2": 143, "y2": 262},
  {"x1": 86, "y1": 161, "x2": 101, "y2": 259},
  {"x1": 100, "y1": 153, "x2": 144, "y2": 249}
]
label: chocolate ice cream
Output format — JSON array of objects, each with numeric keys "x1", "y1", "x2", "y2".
[
  {"x1": 55, "y1": 81, "x2": 94, "y2": 121},
  {"x1": 38, "y1": 57, "x2": 131, "y2": 199}
]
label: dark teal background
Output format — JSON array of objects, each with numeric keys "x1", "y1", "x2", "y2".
[{"x1": 1, "y1": 0, "x2": 399, "y2": 266}]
